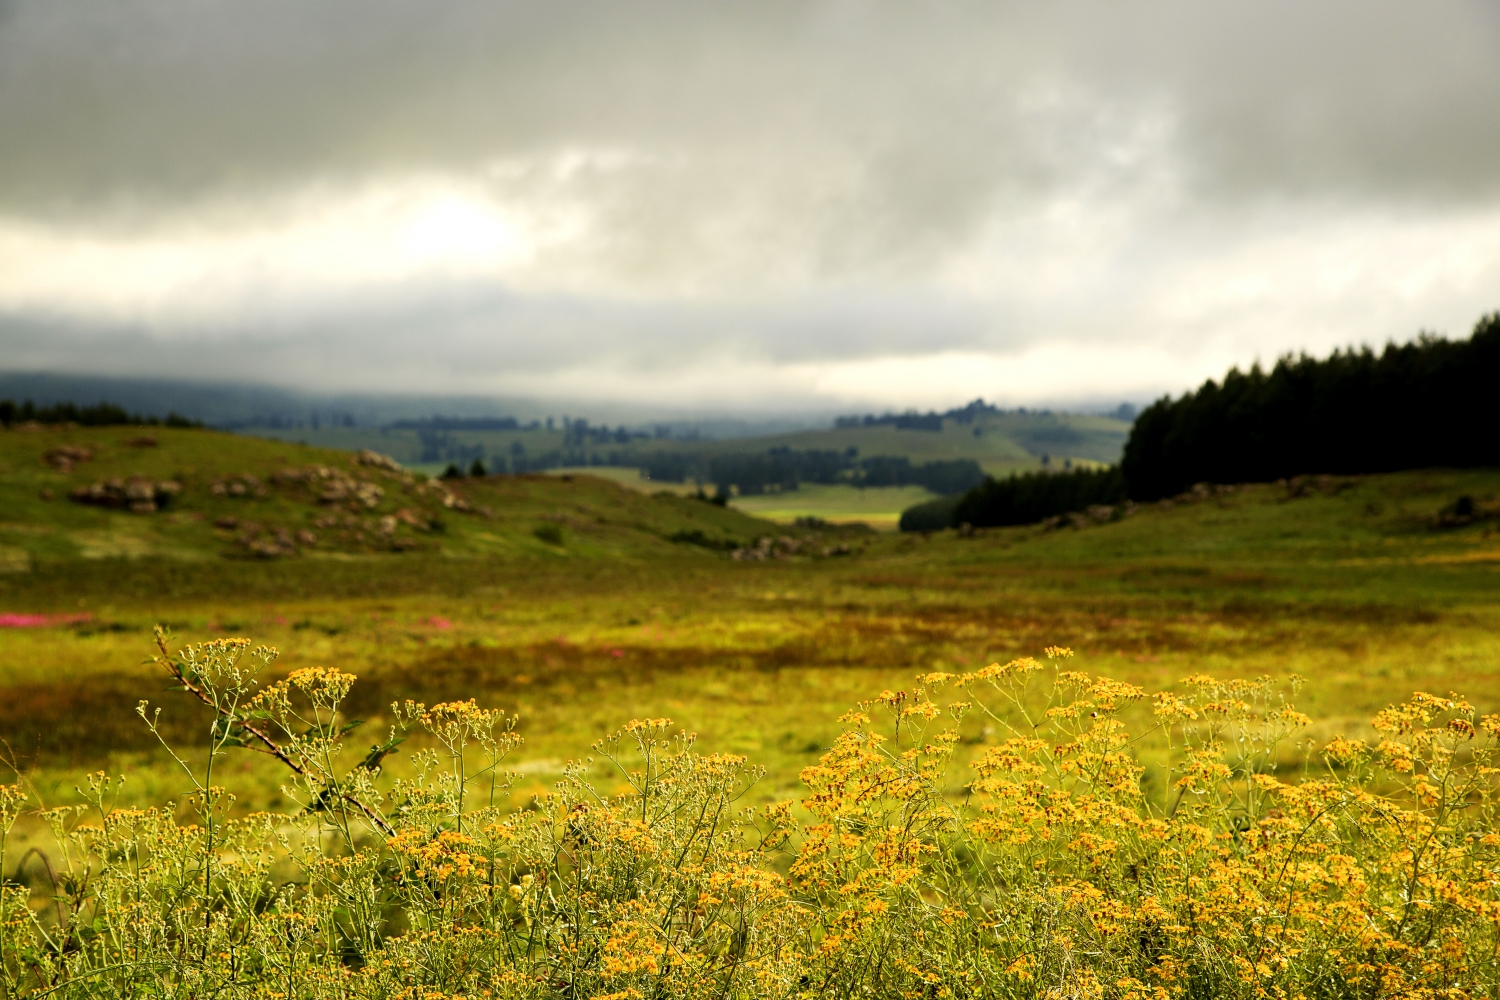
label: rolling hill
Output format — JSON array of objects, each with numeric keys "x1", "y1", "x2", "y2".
[{"x1": 0, "y1": 425, "x2": 804, "y2": 582}]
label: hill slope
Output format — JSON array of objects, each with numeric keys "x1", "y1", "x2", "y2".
[{"x1": 0, "y1": 425, "x2": 790, "y2": 574}]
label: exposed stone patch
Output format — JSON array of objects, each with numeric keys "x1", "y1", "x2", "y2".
[{"x1": 70, "y1": 477, "x2": 181, "y2": 513}]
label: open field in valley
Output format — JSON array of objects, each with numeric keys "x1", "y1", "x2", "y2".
[
  {"x1": 726, "y1": 482, "x2": 938, "y2": 529},
  {"x1": 2, "y1": 425, "x2": 1499, "y2": 824}
]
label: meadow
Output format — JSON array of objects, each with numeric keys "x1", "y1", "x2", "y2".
[
  {"x1": 2, "y1": 425, "x2": 1497, "y2": 803},
  {"x1": 528, "y1": 468, "x2": 933, "y2": 527},
  {"x1": 2, "y1": 424, "x2": 1499, "y2": 994}
]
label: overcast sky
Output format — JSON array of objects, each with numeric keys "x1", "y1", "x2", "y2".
[{"x1": 1, "y1": 1, "x2": 1497, "y2": 414}]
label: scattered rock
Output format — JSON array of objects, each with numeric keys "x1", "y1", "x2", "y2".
[
  {"x1": 42, "y1": 446, "x2": 92, "y2": 472},
  {"x1": 731, "y1": 535, "x2": 806, "y2": 560},
  {"x1": 125, "y1": 435, "x2": 158, "y2": 448},
  {"x1": 1284, "y1": 475, "x2": 1355, "y2": 500},
  {"x1": 214, "y1": 515, "x2": 239, "y2": 529},
  {"x1": 320, "y1": 477, "x2": 384, "y2": 508},
  {"x1": 235, "y1": 522, "x2": 298, "y2": 558},
  {"x1": 210, "y1": 475, "x2": 266, "y2": 498},
  {"x1": 356, "y1": 449, "x2": 404, "y2": 473},
  {"x1": 269, "y1": 465, "x2": 330, "y2": 485},
  {"x1": 416, "y1": 478, "x2": 470, "y2": 511},
  {"x1": 394, "y1": 507, "x2": 433, "y2": 530},
  {"x1": 70, "y1": 477, "x2": 181, "y2": 512},
  {"x1": 38, "y1": 489, "x2": 54, "y2": 501},
  {"x1": 270, "y1": 465, "x2": 387, "y2": 507}
]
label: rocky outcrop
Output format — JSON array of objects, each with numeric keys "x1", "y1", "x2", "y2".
[{"x1": 70, "y1": 477, "x2": 182, "y2": 513}]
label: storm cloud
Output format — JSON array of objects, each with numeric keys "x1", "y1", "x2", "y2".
[{"x1": 2, "y1": 0, "x2": 1497, "y2": 410}]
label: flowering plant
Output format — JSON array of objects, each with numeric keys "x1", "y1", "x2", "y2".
[{"x1": 0, "y1": 633, "x2": 1495, "y2": 997}]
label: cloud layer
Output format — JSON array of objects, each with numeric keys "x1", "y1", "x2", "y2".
[{"x1": 2, "y1": 0, "x2": 1498, "y2": 411}]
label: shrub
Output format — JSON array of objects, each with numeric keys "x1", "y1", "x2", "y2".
[
  {"x1": 898, "y1": 493, "x2": 962, "y2": 532},
  {"x1": 667, "y1": 528, "x2": 739, "y2": 551},
  {"x1": 949, "y1": 465, "x2": 1127, "y2": 528},
  {"x1": 532, "y1": 523, "x2": 564, "y2": 545},
  {"x1": 1, "y1": 633, "x2": 1497, "y2": 996}
]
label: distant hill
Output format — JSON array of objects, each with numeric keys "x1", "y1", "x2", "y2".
[
  {"x1": 241, "y1": 407, "x2": 1131, "y2": 483},
  {"x1": 0, "y1": 425, "x2": 795, "y2": 577},
  {"x1": 0, "y1": 371, "x2": 1132, "y2": 495},
  {"x1": 692, "y1": 408, "x2": 1130, "y2": 471},
  {"x1": 0, "y1": 372, "x2": 829, "y2": 439}
]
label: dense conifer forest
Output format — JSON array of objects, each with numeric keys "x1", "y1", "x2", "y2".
[{"x1": 1121, "y1": 313, "x2": 1499, "y2": 500}]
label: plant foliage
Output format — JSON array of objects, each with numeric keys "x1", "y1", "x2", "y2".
[
  {"x1": 1, "y1": 635, "x2": 1498, "y2": 996},
  {"x1": 947, "y1": 465, "x2": 1127, "y2": 529}
]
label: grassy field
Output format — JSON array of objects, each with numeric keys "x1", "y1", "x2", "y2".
[
  {"x1": 540, "y1": 464, "x2": 701, "y2": 496},
  {"x1": 3, "y1": 423, "x2": 1499, "y2": 825},
  {"x1": 0, "y1": 425, "x2": 779, "y2": 568},
  {"x1": 531, "y1": 466, "x2": 935, "y2": 529},
  {"x1": 727, "y1": 482, "x2": 937, "y2": 529}
]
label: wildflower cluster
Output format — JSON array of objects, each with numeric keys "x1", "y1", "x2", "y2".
[{"x1": 0, "y1": 635, "x2": 1496, "y2": 997}]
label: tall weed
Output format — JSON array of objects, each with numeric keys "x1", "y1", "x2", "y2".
[{"x1": 1, "y1": 632, "x2": 1495, "y2": 997}]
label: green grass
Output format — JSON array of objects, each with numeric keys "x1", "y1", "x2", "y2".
[
  {"x1": 728, "y1": 483, "x2": 938, "y2": 529},
  {"x1": 0, "y1": 426, "x2": 781, "y2": 568},
  {"x1": 540, "y1": 465, "x2": 702, "y2": 495},
  {"x1": 3, "y1": 423, "x2": 1499, "y2": 816}
]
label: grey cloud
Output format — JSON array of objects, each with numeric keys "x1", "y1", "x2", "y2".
[
  {"x1": 5, "y1": 2, "x2": 1498, "y2": 221},
  {"x1": 2, "y1": 1, "x2": 1498, "y2": 406},
  {"x1": 0, "y1": 275, "x2": 994, "y2": 387}
]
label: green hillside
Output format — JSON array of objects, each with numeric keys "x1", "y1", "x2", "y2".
[{"x1": 0, "y1": 425, "x2": 788, "y2": 574}]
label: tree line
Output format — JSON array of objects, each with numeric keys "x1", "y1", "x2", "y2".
[
  {"x1": 642, "y1": 448, "x2": 984, "y2": 496},
  {"x1": 903, "y1": 312, "x2": 1499, "y2": 530},
  {"x1": 833, "y1": 398, "x2": 1063, "y2": 431},
  {"x1": 0, "y1": 399, "x2": 201, "y2": 429},
  {"x1": 900, "y1": 466, "x2": 1126, "y2": 531},
  {"x1": 1121, "y1": 313, "x2": 1499, "y2": 499}
]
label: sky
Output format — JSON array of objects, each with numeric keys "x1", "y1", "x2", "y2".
[{"x1": 1, "y1": 1, "x2": 1498, "y2": 416}]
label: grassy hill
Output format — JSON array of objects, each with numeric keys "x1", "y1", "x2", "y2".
[
  {"x1": 242, "y1": 409, "x2": 1130, "y2": 478},
  {"x1": 0, "y1": 425, "x2": 792, "y2": 578}
]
